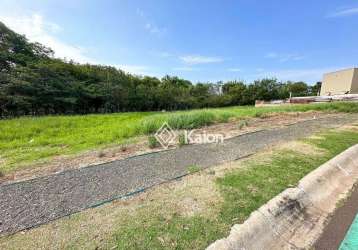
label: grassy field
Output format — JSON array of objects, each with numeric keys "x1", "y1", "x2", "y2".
[
  {"x1": 1, "y1": 102, "x2": 358, "y2": 172},
  {"x1": 1, "y1": 126, "x2": 358, "y2": 249}
]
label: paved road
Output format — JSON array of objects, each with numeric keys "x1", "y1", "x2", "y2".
[{"x1": 0, "y1": 114, "x2": 357, "y2": 236}]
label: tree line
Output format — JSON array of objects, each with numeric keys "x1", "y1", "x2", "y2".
[{"x1": 0, "y1": 22, "x2": 321, "y2": 117}]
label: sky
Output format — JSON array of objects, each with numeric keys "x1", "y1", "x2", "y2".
[{"x1": 0, "y1": 0, "x2": 357, "y2": 84}]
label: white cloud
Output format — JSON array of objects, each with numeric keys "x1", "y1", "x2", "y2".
[
  {"x1": 327, "y1": 7, "x2": 358, "y2": 18},
  {"x1": 179, "y1": 55, "x2": 224, "y2": 65},
  {"x1": 136, "y1": 8, "x2": 166, "y2": 35},
  {"x1": 265, "y1": 52, "x2": 278, "y2": 59},
  {"x1": 0, "y1": 13, "x2": 93, "y2": 63},
  {"x1": 0, "y1": 12, "x2": 163, "y2": 77},
  {"x1": 173, "y1": 67, "x2": 199, "y2": 72},
  {"x1": 227, "y1": 68, "x2": 242, "y2": 72},
  {"x1": 265, "y1": 52, "x2": 305, "y2": 62},
  {"x1": 145, "y1": 22, "x2": 166, "y2": 34}
]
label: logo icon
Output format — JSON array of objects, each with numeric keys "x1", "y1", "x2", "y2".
[{"x1": 155, "y1": 122, "x2": 177, "y2": 149}]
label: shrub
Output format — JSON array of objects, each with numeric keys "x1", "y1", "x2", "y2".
[
  {"x1": 238, "y1": 120, "x2": 248, "y2": 130},
  {"x1": 178, "y1": 133, "x2": 187, "y2": 146},
  {"x1": 148, "y1": 135, "x2": 159, "y2": 148}
]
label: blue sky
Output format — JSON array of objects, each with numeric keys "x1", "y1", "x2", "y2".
[{"x1": 1, "y1": 0, "x2": 357, "y2": 84}]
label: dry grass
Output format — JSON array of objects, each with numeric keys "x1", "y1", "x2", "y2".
[{"x1": 277, "y1": 141, "x2": 326, "y2": 156}]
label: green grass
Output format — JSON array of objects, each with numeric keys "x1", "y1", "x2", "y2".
[
  {"x1": 148, "y1": 135, "x2": 159, "y2": 149},
  {"x1": 111, "y1": 128, "x2": 358, "y2": 250},
  {"x1": 115, "y1": 213, "x2": 225, "y2": 250},
  {"x1": 178, "y1": 133, "x2": 187, "y2": 146},
  {"x1": 216, "y1": 128, "x2": 358, "y2": 225},
  {"x1": 187, "y1": 165, "x2": 201, "y2": 174},
  {"x1": 1, "y1": 102, "x2": 358, "y2": 172}
]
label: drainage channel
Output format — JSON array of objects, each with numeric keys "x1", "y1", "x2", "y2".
[{"x1": 314, "y1": 185, "x2": 358, "y2": 250}]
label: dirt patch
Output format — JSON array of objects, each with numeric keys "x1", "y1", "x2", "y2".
[
  {"x1": 336, "y1": 124, "x2": 358, "y2": 132},
  {"x1": 277, "y1": 141, "x2": 326, "y2": 156},
  {"x1": 194, "y1": 111, "x2": 324, "y2": 141}
]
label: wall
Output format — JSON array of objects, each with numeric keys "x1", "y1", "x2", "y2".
[
  {"x1": 320, "y1": 69, "x2": 354, "y2": 96},
  {"x1": 350, "y1": 68, "x2": 358, "y2": 94}
]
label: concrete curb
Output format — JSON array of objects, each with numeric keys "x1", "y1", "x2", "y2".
[{"x1": 207, "y1": 144, "x2": 358, "y2": 250}]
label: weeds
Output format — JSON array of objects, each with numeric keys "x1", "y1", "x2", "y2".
[
  {"x1": 238, "y1": 120, "x2": 248, "y2": 130},
  {"x1": 254, "y1": 111, "x2": 268, "y2": 118},
  {"x1": 148, "y1": 136, "x2": 159, "y2": 149},
  {"x1": 178, "y1": 133, "x2": 187, "y2": 146},
  {"x1": 187, "y1": 165, "x2": 201, "y2": 174}
]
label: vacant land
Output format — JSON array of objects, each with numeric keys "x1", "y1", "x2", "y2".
[
  {"x1": 2, "y1": 114, "x2": 355, "y2": 236},
  {"x1": 1, "y1": 124, "x2": 357, "y2": 249},
  {"x1": 1, "y1": 102, "x2": 358, "y2": 174}
]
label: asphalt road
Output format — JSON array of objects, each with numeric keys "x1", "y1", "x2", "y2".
[{"x1": 0, "y1": 114, "x2": 357, "y2": 236}]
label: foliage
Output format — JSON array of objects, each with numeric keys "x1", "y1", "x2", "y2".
[
  {"x1": 0, "y1": 22, "x2": 321, "y2": 117},
  {"x1": 237, "y1": 120, "x2": 248, "y2": 130},
  {"x1": 148, "y1": 135, "x2": 159, "y2": 149},
  {"x1": 178, "y1": 133, "x2": 187, "y2": 146}
]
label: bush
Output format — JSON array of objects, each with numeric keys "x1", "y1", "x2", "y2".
[
  {"x1": 148, "y1": 135, "x2": 159, "y2": 148},
  {"x1": 178, "y1": 133, "x2": 187, "y2": 146},
  {"x1": 238, "y1": 120, "x2": 248, "y2": 130}
]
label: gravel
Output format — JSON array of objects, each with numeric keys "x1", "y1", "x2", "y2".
[{"x1": 0, "y1": 114, "x2": 357, "y2": 235}]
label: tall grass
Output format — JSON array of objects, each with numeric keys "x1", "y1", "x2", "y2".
[{"x1": 0, "y1": 102, "x2": 357, "y2": 172}]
